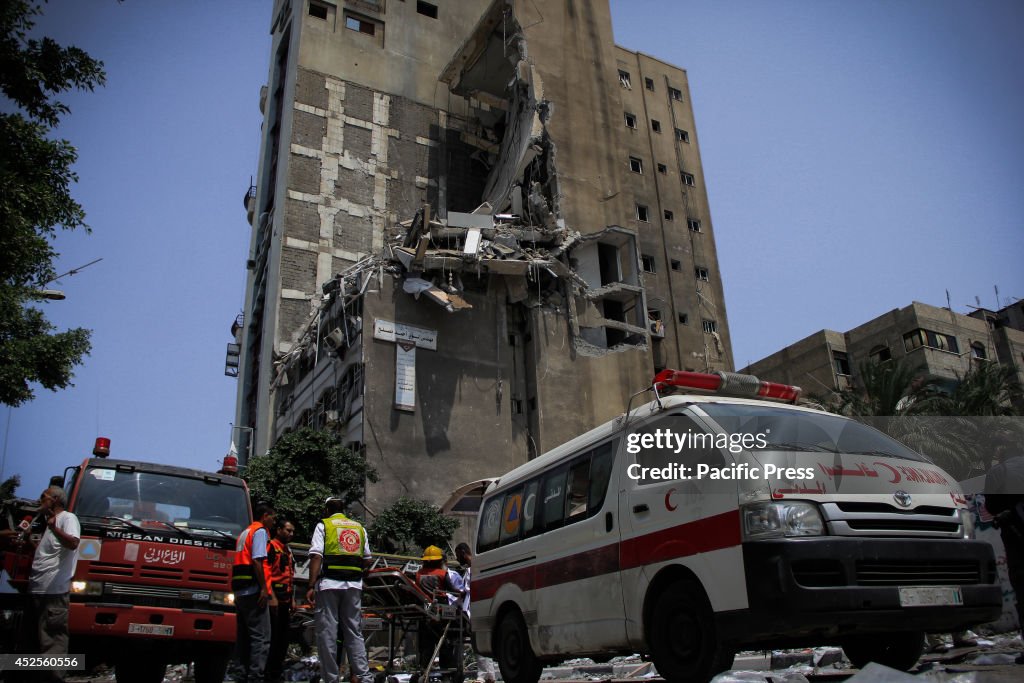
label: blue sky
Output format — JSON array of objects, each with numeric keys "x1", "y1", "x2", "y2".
[{"x1": 3, "y1": 1, "x2": 1022, "y2": 496}]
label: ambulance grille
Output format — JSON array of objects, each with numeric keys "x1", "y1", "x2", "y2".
[
  {"x1": 820, "y1": 502, "x2": 963, "y2": 538},
  {"x1": 855, "y1": 560, "x2": 982, "y2": 585}
]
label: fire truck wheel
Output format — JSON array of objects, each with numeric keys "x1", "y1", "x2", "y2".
[
  {"x1": 649, "y1": 581, "x2": 733, "y2": 683},
  {"x1": 114, "y1": 654, "x2": 166, "y2": 683},
  {"x1": 842, "y1": 631, "x2": 925, "y2": 672},
  {"x1": 495, "y1": 609, "x2": 542, "y2": 683}
]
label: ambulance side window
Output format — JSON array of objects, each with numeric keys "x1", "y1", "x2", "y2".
[
  {"x1": 541, "y1": 469, "x2": 568, "y2": 531},
  {"x1": 633, "y1": 414, "x2": 726, "y2": 486},
  {"x1": 522, "y1": 480, "x2": 539, "y2": 537},
  {"x1": 565, "y1": 460, "x2": 590, "y2": 522},
  {"x1": 499, "y1": 487, "x2": 524, "y2": 546},
  {"x1": 477, "y1": 495, "x2": 503, "y2": 552},
  {"x1": 588, "y1": 443, "x2": 614, "y2": 511}
]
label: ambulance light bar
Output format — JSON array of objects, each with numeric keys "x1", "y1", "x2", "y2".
[{"x1": 653, "y1": 369, "x2": 801, "y2": 404}]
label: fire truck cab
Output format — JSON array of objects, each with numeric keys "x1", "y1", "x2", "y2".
[{"x1": 2, "y1": 451, "x2": 252, "y2": 683}]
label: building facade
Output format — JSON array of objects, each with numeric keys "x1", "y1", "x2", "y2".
[
  {"x1": 231, "y1": 0, "x2": 734, "y2": 512},
  {"x1": 742, "y1": 300, "x2": 1024, "y2": 407}
]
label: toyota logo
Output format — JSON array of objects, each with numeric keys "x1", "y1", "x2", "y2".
[{"x1": 893, "y1": 490, "x2": 913, "y2": 508}]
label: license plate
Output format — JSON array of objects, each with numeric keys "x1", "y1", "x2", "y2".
[
  {"x1": 128, "y1": 623, "x2": 175, "y2": 636},
  {"x1": 898, "y1": 586, "x2": 963, "y2": 607}
]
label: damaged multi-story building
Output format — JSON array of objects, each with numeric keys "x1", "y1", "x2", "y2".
[{"x1": 230, "y1": 0, "x2": 735, "y2": 517}]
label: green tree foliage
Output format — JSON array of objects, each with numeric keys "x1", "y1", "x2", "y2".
[
  {"x1": 0, "y1": 0, "x2": 104, "y2": 406},
  {"x1": 0, "y1": 474, "x2": 21, "y2": 502},
  {"x1": 243, "y1": 427, "x2": 378, "y2": 540},
  {"x1": 833, "y1": 358, "x2": 927, "y2": 417},
  {"x1": 368, "y1": 496, "x2": 460, "y2": 555}
]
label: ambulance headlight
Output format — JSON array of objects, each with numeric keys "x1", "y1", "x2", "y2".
[
  {"x1": 210, "y1": 591, "x2": 235, "y2": 607},
  {"x1": 742, "y1": 501, "x2": 824, "y2": 539},
  {"x1": 71, "y1": 580, "x2": 104, "y2": 596},
  {"x1": 959, "y1": 509, "x2": 976, "y2": 539}
]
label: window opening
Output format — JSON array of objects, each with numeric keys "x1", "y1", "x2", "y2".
[{"x1": 416, "y1": 2, "x2": 438, "y2": 18}]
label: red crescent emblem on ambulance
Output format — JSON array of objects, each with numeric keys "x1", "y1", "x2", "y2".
[
  {"x1": 665, "y1": 488, "x2": 678, "y2": 511},
  {"x1": 874, "y1": 461, "x2": 901, "y2": 484}
]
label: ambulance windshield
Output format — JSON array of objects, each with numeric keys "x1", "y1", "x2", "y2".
[{"x1": 698, "y1": 404, "x2": 928, "y2": 462}]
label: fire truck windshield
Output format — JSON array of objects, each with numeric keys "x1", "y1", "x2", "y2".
[{"x1": 72, "y1": 466, "x2": 249, "y2": 540}]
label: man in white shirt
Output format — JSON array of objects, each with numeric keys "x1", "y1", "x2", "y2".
[
  {"x1": 454, "y1": 543, "x2": 496, "y2": 683},
  {"x1": 26, "y1": 485, "x2": 80, "y2": 682},
  {"x1": 306, "y1": 496, "x2": 373, "y2": 683}
]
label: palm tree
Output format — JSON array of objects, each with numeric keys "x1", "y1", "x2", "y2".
[{"x1": 833, "y1": 358, "x2": 926, "y2": 417}]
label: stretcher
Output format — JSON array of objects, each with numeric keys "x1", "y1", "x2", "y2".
[{"x1": 361, "y1": 566, "x2": 467, "y2": 683}]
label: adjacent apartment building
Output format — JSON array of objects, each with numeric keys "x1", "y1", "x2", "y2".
[
  {"x1": 741, "y1": 300, "x2": 1024, "y2": 407},
  {"x1": 229, "y1": 0, "x2": 734, "y2": 512}
]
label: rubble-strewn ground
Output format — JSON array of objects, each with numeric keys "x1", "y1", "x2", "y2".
[{"x1": 61, "y1": 633, "x2": 1024, "y2": 683}]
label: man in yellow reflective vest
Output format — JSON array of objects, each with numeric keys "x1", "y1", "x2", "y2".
[{"x1": 306, "y1": 496, "x2": 373, "y2": 683}]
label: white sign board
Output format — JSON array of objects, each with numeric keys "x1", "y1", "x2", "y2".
[
  {"x1": 395, "y1": 343, "x2": 416, "y2": 411},
  {"x1": 373, "y1": 319, "x2": 438, "y2": 350}
]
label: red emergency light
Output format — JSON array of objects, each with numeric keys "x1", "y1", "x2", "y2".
[
  {"x1": 220, "y1": 454, "x2": 239, "y2": 475},
  {"x1": 653, "y1": 369, "x2": 801, "y2": 403},
  {"x1": 93, "y1": 437, "x2": 111, "y2": 458}
]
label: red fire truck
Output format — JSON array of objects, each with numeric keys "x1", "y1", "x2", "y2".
[{"x1": 1, "y1": 442, "x2": 251, "y2": 683}]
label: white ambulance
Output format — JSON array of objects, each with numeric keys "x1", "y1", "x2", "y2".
[{"x1": 470, "y1": 370, "x2": 1001, "y2": 683}]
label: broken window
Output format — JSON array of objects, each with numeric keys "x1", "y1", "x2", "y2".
[
  {"x1": 345, "y1": 13, "x2": 377, "y2": 35},
  {"x1": 635, "y1": 204, "x2": 649, "y2": 222},
  {"x1": 618, "y1": 70, "x2": 632, "y2": 89},
  {"x1": 687, "y1": 218, "x2": 701, "y2": 232},
  {"x1": 645, "y1": 77, "x2": 655, "y2": 91},
  {"x1": 669, "y1": 86, "x2": 683, "y2": 101},
  {"x1": 670, "y1": 259, "x2": 681, "y2": 271},
  {"x1": 625, "y1": 112, "x2": 637, "y2": 129},
  {"x1": 702, "y1": 319, "x2": 718, "y2": 334},
  {"x1": 657, "y1": 163, "x2": 667, "y2": 174},
  {"x1": 679, "y1": 313, "x2": 689, "y2": 325},
  {"x1": 870, "y1": 345, "x2": 892, "y2": 363},
  {"x1": 629, "y1": 156, "x2": 643, "y2": 174},
  {"x1": 309, "y1": 1, "x2": 329, "y2": 19},
  {"x1": 682, "y1": 172, "x2": 696, "y2": 187},
  {"x1": 663, "y1": 209, "x2": 674, "y2": 221},
  {"x1": 651, "y1": 119, "x2": 661, "y2": 133},
  {"x1": 695, "y1": 267, "x2": 709, "y2": 281},
  {"x1": 675, "y1": 128, "x2": 689, "y2": 143},
  {"x1": 833, "y1": 351, "x2": 852, "y2": 376},
  {"x1": 572, "y1": 228, "x2": 646, "y2": 351},
  {"x1": 416, "y1": 1, "x2": 438, "y2": 18}
]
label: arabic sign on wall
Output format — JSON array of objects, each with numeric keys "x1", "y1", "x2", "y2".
[
  {"x1": 395, "y1": 342, "x2": 416, "y2": 412},
  {"x1": 373, "y1": 319, "x2": 438, "y2": 350}
]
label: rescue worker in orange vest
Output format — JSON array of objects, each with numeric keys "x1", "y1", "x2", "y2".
[
  {"x1": 414, "y1": 545, "x2": 460, "y2": 671},
  {"x1": 265, "y1": 518, "x2": 295, "y2": 682},
  {"x1": 232, "y1": 502, "x2": 276, "y2": 683},
  {"x1": 306, "y1": 496, "x2": 373, "y2": 683}
]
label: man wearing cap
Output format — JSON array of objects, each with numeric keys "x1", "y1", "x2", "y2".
[
  {"x1": 415, "y1": 545, "x2": 460, "y2": 671},
  {"x1": 306, "y1": 496, "x2": 373, "y2": 683}
]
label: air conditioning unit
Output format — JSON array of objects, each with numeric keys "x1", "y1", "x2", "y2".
[{"x1": 325, "y1": 327, "x2": 346, "y2": 350}]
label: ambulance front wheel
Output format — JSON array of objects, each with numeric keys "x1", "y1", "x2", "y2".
[
  {"x1": 495, "y1": 609, "x2": 542, "y2": 683},
  {"x1": 648, "y1": 580, "x2": 733, "y2": 683},
  {"x1": 841, "y1": 631, "x2": 925, "y2": 672}
]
